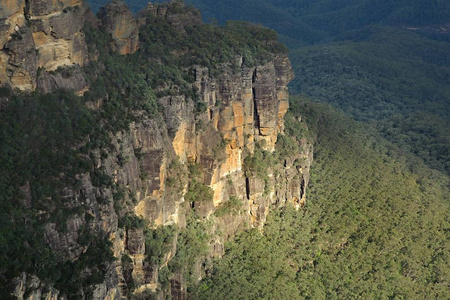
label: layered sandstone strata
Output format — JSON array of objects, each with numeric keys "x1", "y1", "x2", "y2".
[{"x1": 0, "y1": 0, "x2": 89, "y2": 91}]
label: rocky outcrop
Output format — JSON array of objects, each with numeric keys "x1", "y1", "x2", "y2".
[
  {"x1": 139, "y1": 1, "x2": 202, "y2": 32},
  {"x1": 8, "y1": 2, "x2": 313, "y2": 299},
  {"x1": 0, "y1": 0, "x2": 89, "y2": 92},
  {"x1": 83, "y1": 53, "x2": 310, "y2": 298},
  {"x1": 37, "y1": 65, "x2": 88, "y2": 94},
  {"x1": 1, "y1": 25, "x2": 37, "y2": 91},
  {"x1": 98, "y1": 0, "x2": 138, "y2": 55},
  {"x1": 0, "y1": 0, "x2": 26, "y2": 50},
  {"x1": 13, "y1": 274, "x2": 61, "y2": 300},
  {"x1": 158, "y1": 54, "x2": 304, "y2": 228}
]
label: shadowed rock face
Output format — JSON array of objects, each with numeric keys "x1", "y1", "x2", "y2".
[
  {"x1": 0, "y1": 0, "x2": 89, "y2": 92},
  {"x1": 98, "y1": 0, "x2": 138, "y2": 55}
]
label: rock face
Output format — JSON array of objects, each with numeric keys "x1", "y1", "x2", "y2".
[
  {"x1": 0, "y1": 0, "x2": 89, "y2": 92},
  {"x1": 51, "y1": 59, "x2": 311, "y2": 297},
  {"x1": 8, "y1": 2, "x2": 313, "y2": 299},
  {"x1": 139, "y1": 1, "x2": 202, "y2": 32},
  {"x1": 163, "y1": 55, "x2": 305, "y2": 228},
  {"x1": 98, "y1": 0, "x2": 138, "y2": 55},
  {"x1": 91, "y1": 56, "x2": 310, "y2": 299}
]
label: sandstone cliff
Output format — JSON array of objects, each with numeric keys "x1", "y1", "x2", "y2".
[
  {"x1": 4, "y1": 2, "x2": 313, "y2": 299},
  {"x1": 98, "y1": 0, "x2": 138, "y2": 55},
  {"x1": 0, "y1": 0, "x2": 90, "y2": 92}
]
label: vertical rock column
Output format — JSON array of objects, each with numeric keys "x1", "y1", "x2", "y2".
[
  {"x1": 253, "y1": 55, "x2": 294, "y2": 151},
  {"x1": 98, "y1": 1, "x2": 139, "y2": 55}
]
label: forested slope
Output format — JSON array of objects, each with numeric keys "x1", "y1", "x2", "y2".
[
  {"x1": 86, "y1": 0, "x2": 450, "y2": 175},
  {"x1": 88, "y1": 0, "x2": 450, "y2": 43},
  {"x1": 193, "y1": 97, "x2": 450, "y2": 299},
  {"x1": 186, "y1": 0, "x2": 450, "y2": 176},
  {"x1": 290, "y1": 26, "x2": 450, "y2": 174}
]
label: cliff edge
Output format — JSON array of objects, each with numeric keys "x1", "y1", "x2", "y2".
[{"x1": 0, "y1": 1, "x2": 313, "y2": 299}]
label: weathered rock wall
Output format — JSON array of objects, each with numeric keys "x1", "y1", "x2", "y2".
[
  {"x1": 98, "y1": 1, "x2": 138, "y2": 55},
  {"x1": 57, "y1": 56, "x2": 311, "y2": 300},
  {"x1": 9, "y1": 2, "x2": 313, "y2": 299},
  {"x1": 0, "y1": 0, "x2": 90, "y2": 92},
  {"x1": 12, "y1": 58, "x2": 312, "y2": 299}
]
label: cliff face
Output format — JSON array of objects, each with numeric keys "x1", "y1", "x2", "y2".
[
  {"x1": 98, "y1": 1, "x2": 138, "y2": 55},
  {"x1": 150, "y1": 53, "x2": 307, "y2": 227},
  {"x1": 0, "y1": 0, "x2": 90, "y2": 92},
  {"x1": 4, "y1": 2, "x2": 313, "y2": 299}
]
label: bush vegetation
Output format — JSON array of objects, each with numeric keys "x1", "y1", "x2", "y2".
[
  {"x1": 168, "y1": 211, "x2": 211, "y2": 290},
  {"x1": 0, "y1": 90, "x2": 113, "y2": 298},
  {"x1": 214, "y1": 196, "x2": 243, "y2": 217},
  {"x1": 289, "y1": 26, "x2": 450, "y2": 174},
  {"x1": 185, "y1": 180, "x2": 214, "y2": 203},
  {"x1": 145, "y1": 225, "x2": 176, "y2": 266},
  {"x1": 193, "y1": 99, "x2": 450, "y2": 299}
]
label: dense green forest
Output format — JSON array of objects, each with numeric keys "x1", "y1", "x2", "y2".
[
  {"x1": 289, "y1": 26, "x2": 450, "y2": 174},
  {"x1": 192, "y1": 97, "x2": 450, "y2": 299},
  {"x1": 87, "y1": 0, "x2": 450, "y2": 176},
  {"x1": 190, "y1": 0, "x2": 450, "y2": 41}
]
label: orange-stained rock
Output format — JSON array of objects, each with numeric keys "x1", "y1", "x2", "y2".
[
  {"x1": 211, "y1": 108, "x2": 220, "y2": 130},
  {"x1": 0, "y1": 0, "x2": 26, "y2": 48},
  {"x1": 134, "y1": 197, "x2": 162, "y2": 226},
  {"x1": 10, "y1": 69, "x2": 34, "y2": 90},
  {"x1": 172, "y1": 121, "x2": 197, "y2": 163},
  {"x1": 235, "y1": 126, "x2": 245, "y2": 148},
  {"x1": 232, "y1": 101, "x2": 245, "y2": 127},
  {"x1": 0, "y1": 0, "x2": 24, "y2": 18},
  {"x1": 242, "y1": 91, "x2": 252, "y2": 101},
  {"x1": 212, "y1": 180, "x2": 225, "y2": 206},
  {"x1": 218, "y1": 106, "x2": 234, "y2": 132},
  {"x1": 33, "y1": 32, "x2": 72, "y2": 71},
  {"x1": 172, "y1": 122, "x2": 188, "y2": 161},
  {"x1": 277, "y1": 99, "x2": 289, "y2": 131},
  {"x1": 259, "y1": 127, "x2": 273, "y2": 136},
  {"x1": 0, "y1": 0, "x2": 88, "y2": 92},
  {"x1": 220, "y1": 146, "x2": 242, "y2": 176}
]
